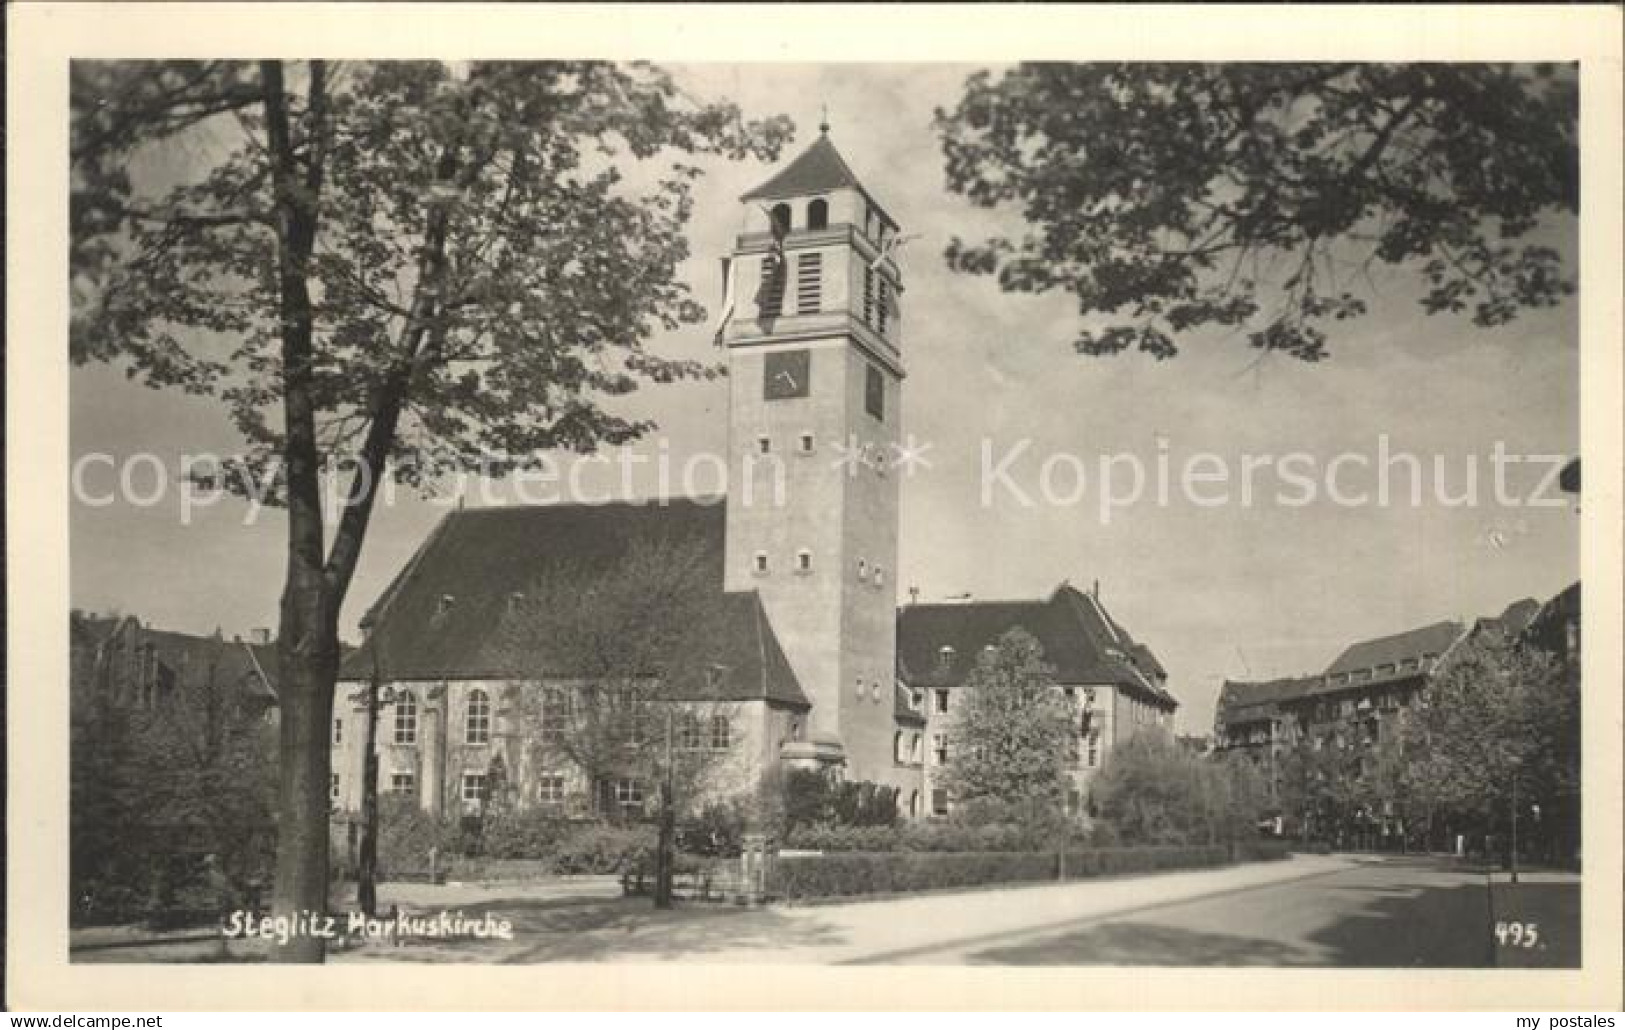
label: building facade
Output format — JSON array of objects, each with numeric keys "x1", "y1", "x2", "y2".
[
  {"x1": 898, "y1": 583, "x2": 1176, "y2": 818},
  {"x1": 331, "y1": 132, "x2": 1177, "y2": 823}
]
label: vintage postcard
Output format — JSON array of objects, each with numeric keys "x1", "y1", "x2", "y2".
[{"x1": 7, "y1": 2, "x2": 1623, "y2": 1012}]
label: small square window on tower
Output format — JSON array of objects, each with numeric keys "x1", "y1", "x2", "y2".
[
  {"x1": 799, "y1": 432, "x2": 815, "y2": 454},
  {"x1": 796, "y1": 549, "x2": 812, "y2": 574},
  {"x1": 857, "y1": 558, "x2": 868, "y2": 581},
  {"x1": 873, "y1": 565, "x2": 885, "y2": 587},
  {"x1": 754, "y1": 552, "x2": 769, "y2": 575},
  {"x1": 757, "y1": 435, "x2": 772, "y2": 455}
]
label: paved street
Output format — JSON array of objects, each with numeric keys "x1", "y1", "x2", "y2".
[
  {"x1": 74, "y1": 854, "x2": 1578, "y2": 967},
  {"x1": 325, "y1": 852, "x2": 1571, "y2": 967},
  {"x1": 900, "y1": 856, "x2": 1580, "y2": 967}
]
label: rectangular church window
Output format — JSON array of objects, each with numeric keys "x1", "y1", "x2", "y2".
[{"x1": 865, "y1": 364, "x2": 884, "y2": 421}]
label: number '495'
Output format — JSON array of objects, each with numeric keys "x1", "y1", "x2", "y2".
[{"x1": 1495, "y1": 921, "x2": 1541, "y2": 949}]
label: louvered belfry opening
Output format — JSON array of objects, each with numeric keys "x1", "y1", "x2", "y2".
[{"x1": 796, "y1": 252, "x2": 822, "y2": 314}]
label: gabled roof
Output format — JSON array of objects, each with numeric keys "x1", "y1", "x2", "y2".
[
  {"x1": 341, "y1": 498, "x2": 808, "y2": 708},
  {"x1": 1323, "y1": 620, "x2": 1464, "y2": 679},
  {"x1": 72, "y1": 613, "x2": 280, "y2": 703},
  {"x1": 741, "y1": 133, "x2": 898, "y2": 229},
  {"x1": 1465, "y1": 597, "x2": 1542, "y2": 646},
  {"x1": 895, "y1": 584, "x2": 1175, "y2": 708},
  {"x1": 894, "y1": 682, "x2": 926, "y2": 725},
  {"x1": 1216, "y1": 676, "x2": 1320, "y2": 725}
]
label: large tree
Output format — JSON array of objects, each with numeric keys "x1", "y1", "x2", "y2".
[
  {"x1": 489, "y1": 534, "x2": 743, "y2": 907},
  {"x1": 1402, "y1": 635, "x2": 1580, "y2": 863},
  {"x1": 70, "y1": 60, "x2": 790, "y2": 958},
  {"x1": 936, "y1": 64, "x2": 1577, "y2": 361},
  {"x1": 941, "y1": 629, "x2": 1075, "y2": 813}
]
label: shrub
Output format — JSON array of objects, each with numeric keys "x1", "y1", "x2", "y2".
[
  {"x1": 678, "y1": 800, "x2": 749, "y2": 858},
  {"x1": 783, "y1": 770, "x2": 900, "y2": 830},
  {"x1": 376, "y1": 795, "x2": 463, "y2": 879},
  {"x1": 773, "y1": 851, "x2": 1057, "y2": 900},
  {"x1": 770, "y1": 843, "x2": 1285, "y2": 901},
  {"x1": 784, "y1": 824, "x2": 898, "y2": 852},
  {"x1": 480, "y1": 805, "x2": 571, "y2": 860},
  {"x1": 785, "y1": 819, "x2": 1082, "y2": 853},
  {"x1": 1234, "y1": 840, "x2": 1294, "y2": 862},
  {"x1": 1058, "y1": 844, "x2": 1230, "y2": 879},
  {"x1": 547, "y1": 824, "x2": 657, "y2": 874}
]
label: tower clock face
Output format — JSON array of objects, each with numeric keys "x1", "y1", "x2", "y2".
[{"x1": 763, "y1": 349, "x2": 811, "y2": 400}]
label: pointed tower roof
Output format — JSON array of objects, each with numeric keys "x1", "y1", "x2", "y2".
[{"x1": 742, "y1": 132, "x2": 897, "y2": 229}]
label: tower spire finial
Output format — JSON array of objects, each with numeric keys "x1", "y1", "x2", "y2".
[{"x1": 819, "y1": 104, "x2": 829, "y2": 135}]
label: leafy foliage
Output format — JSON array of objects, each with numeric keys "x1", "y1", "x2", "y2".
[
  {"x1": 70, "y1": 60, "x2": 791, "y2": 953},
  {"x1": 1091, "y1": 729, "x2": 1267, "y2": 844},
  {"x1": 770, "y1": 843, "x2": 1287, "y2": 901},
  {"x1": 941, "y1": 629, "x2": 1075, "y2": 812},
  {"x1": 375, "y1": 794, "x2": 466, "y2": 878},
  {"x1": 71, "y1": 650, "x2": 278, "y2": 925},
  {"x1": 677, "y1": 800, "x2": 750, "y2": 858},
  {"x1": 489, "y1": 535, "x2": 741, "y2": 816},
  {"x1": 781, "y1": 769, "x2": 900, "y2": 830},
  {"x1": 1402, "y1": 635, "x2": 1579, "y2": 852},
  {"x1": 937, "y1": 64, "x2": 1577, "y2": 360},
  {"x1": 71, "y1": 61, "x2": 793, "y2": 495}
]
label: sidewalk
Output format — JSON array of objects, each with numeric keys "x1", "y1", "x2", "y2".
[{"x1": 334, "y1": 852, "x2": 1356, "y2": 965}]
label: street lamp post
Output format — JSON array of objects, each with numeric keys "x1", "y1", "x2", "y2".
[{"x1": 1508, "y1": 757, "x2": 1521, "y2": 886}]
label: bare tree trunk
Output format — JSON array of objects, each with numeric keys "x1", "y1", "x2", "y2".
[
  {"x1": 270, "y1": 645, "x2": 338, "y2": 962},
  {"x1": 262, "y1": 58, "x2": 337, "y2": 964}
]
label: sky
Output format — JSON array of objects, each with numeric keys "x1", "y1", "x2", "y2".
[{"x1": 69, "y1": 63, "x2": 1580, "y2": 734}]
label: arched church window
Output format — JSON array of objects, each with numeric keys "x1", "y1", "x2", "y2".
[
  {"x1": 465, "y1": 689, "x2": 490, "y2": 745},
  {"x1": 807, "y1": 198, "x2": 829, "y2": 230}
]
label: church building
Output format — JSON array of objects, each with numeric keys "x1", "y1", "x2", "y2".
[{"x1": 331, "y1": 130, "x2": 1176, "y2": 822}]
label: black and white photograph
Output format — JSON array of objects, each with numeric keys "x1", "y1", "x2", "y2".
[{"x1": 9, "y1": 2, "x2": 1623, "y2": 1014}]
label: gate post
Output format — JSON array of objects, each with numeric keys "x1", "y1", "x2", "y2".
[{"x1": 739, "y1": 832, "x2": 776, "y2": 905}]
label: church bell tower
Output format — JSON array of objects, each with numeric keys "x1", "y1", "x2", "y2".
[{"x1": 720, "y1": 127, "x2": 905, "y2": 784}]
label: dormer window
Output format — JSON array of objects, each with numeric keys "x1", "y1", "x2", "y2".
[
  {"x1": 436, "y1": 594, "x2": 455, "y2": 617},
  {"x1": 807, "y1": 198, "x2": 829, "y2": 230},
  {"x1": 938, "y1": 645, "x2": 955, "y2": 667}
]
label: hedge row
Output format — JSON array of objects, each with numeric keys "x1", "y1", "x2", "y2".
[
  {"x1": 773, "y1": 850, "x2": 1060, "y2": 900},
  {"x1": 772, "y1": 842, "x2": 1296, "y2": 900},
  {"x1": 784, "y1": 822, "x2": 1063, "y2": 854}
]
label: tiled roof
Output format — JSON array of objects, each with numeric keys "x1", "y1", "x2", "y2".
[
  {"x1": 1323, "y1": 620, "x2": 1464, "y2": 679},
  {"x1": 1465, "y1": 597, "x2": 1542, "y2": 647},
  {"x1": 341, "y1": 498, "x2": 808, "y2": 708},
  {"x1": 73, "y1": 614, "x2": 280, "y2": 702},
  {"x1": 895, "y1": 584, "x2": 1175, "y2": 708},
  {"x1": 1215, "y1": 676, "x2": 1319, "y2": 725},
  {"x1": 740, "y1": 134, "x2": 898, "y2": 229}
]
